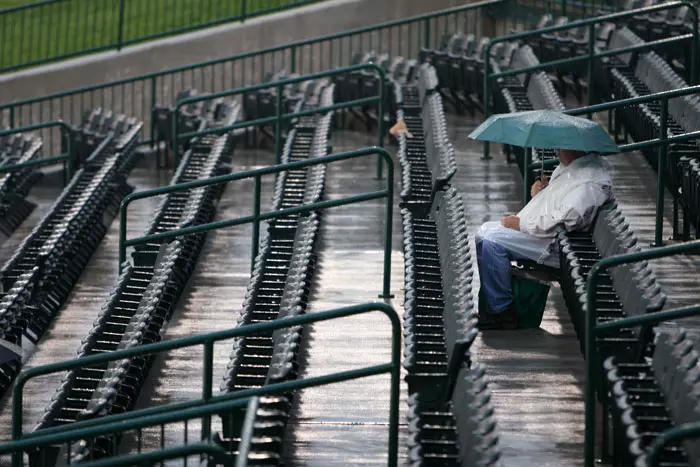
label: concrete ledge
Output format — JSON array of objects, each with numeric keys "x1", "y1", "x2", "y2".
[{"x1": 1, "y1": 0, "x2": 461, "y2": 103}]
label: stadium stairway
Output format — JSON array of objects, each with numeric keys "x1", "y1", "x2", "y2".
[{"x1": 280, "y1": 127, "x2": 407, "y2": 465}]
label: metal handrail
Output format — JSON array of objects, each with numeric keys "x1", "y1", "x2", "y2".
[
  {"x1": 564, "y1": 85, "x2": 700, "y2": 246},
  {"x1": 583, "y1": 240, "x2": 700, "y2": 467},
  {"x1": 172, "y1": 63, "x2": 386, "y2": 177},
  {"x1": 79, "y1": 443, "x2": 234, "y2": 467},
  {"x1": 10, "y1": 302, "x2": 402, "y2": 467},
  {"x1": 0, "y1": 121, "x2": 75, "y2": 185},
  {"x1": 0, "y1": 0, "x2": 503, "y2": 145},
  {"x1": 481, "y1": 0, "x2": 699, "y2": 158},
  {"x1": 0, "y1": 0, "x2": 322, "y2": 73},
  {"x1": 118, "y1": 147, "x2": 395, "y2": 298}
]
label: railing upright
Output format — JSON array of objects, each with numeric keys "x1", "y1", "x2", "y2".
[
  {"x1": 9, "y1": 302, "x2": 402, "y2": 467},
  {"x1": 583, "y1": 240, "x2": 700, "y2": 467},
  {"x1": 481, "y1": 1, "x2": 699, "y2": 159},
  {"x1": 171, "y1": 63, "x2": 387, "y2": 177},
  {"x1": 561, "y1": 85, "x2": 700, "y2": 246},
  {"x1": 118, "y1": 147, "x2": 395, "y2": 298},
  {"x1": 0, "y1": 121, "x2": 75, "y2": 185}
]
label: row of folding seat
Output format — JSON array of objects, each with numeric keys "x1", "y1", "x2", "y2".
[
  {"x1": 397, "y1": 64, "x2": 456, "y2": 212},
  {"x1": 29, "y1": 102, "x2": 239, "y2": 465},
  {"x1": 219, "y1": 213, "x2": 321, "y2": 466},
  {"x1": 0, "y1": 133, "x2": 43, "y2": 240},
  {"x1": 0, "y1": 112, "x2": 142, "y2": 404},
  {"x1": 553, "y1": 202, "x2": 700, "y2": 463},
  {"x1": 625, "y1": 0, "x2": 692, "y2": 75},
  {"x1": 216, "y1": 83, "x2": 333, "y2": 466},
  {"x1": 333, "y1": 51, "x2": 417, "y2": 131},
  {"x1": 603, "y1": 326, "x2": 699, "y2": 466},
  {"x1": 407, "y1": 364, "x2": 502, "y2": 467},
  {"x1": 398, "y1": 66, "x2": 502, "y2": 466},
  {"x1": 153, "y1": 88, "x2": 236, "y2": 152},
  {"x1": 557, "y1": 202, "x2": 665, "y2": 355},
  {"x1": 600, "y1": 27, "x2": 700, "y2": 239},
  {"x1": 483, "y1": 44, "x2": 562, "y2": 184}
]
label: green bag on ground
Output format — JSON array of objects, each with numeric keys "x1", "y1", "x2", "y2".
[{"x1": 512, "y1": 274, "x2": 551, "y2": 329}]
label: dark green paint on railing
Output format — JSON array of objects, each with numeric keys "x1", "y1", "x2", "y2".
[
  {"x1": 560, "y1": 85, "x2": 700, "y2": 246},
  {"x1": 10, "y1": 302, "x2": 402, "y2": 467},
  {"x1": 0, "y1": 0, "x2": 502, "y2": 149},
  {"x1": 171, "y1": 63, "x2": 386, "y2": 177},
  {"x1": 118, "y1": 147, "x2": 395, "y2": 298},
  {"x1": 0, "y1": 0, "x2": 322, "y2": 73},
  {"x1": 481, "y1": 1, "x2": 699, "y2": 159},
  {"x1": 0, "y1": 121, "x2": 74, "y2": 185},
  {"x1": 583, "y1": 240, "x2": 700, "y2": 467}
]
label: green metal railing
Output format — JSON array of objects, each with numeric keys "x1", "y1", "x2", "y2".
[
  {"x1": 0, "y1": 0, "x2": 502, "y2": 148},
  {"x1": 513, "y1": 0, "x2": 622, "y2": 17},
  {"x1": 9, "y1": 302, "x2": 401, "y2": 467},
  {"x1": 171, "y1": 63, "x2": 386, "y2": 176},
  {"x1": 481, "y1": 0, "x2": 699, "y2": 159},
  {"x1": 119, "y1": 147, "x2": 395, "y2": 298},
  {"x1": 79, "y1": 443, "x2": 234, "y2": 467},
  {"x1": 583, "y1": 240, "x2": 700, "y2": 467},
  {"x1": 520, "y1": 85, "x2": 700, "y2": 247},
  {"x1": 0, "y1": 121, "x2": 75, "y2": 185},
  {"x1": 0, "y1": 0, "x2": 323, "y2": 73},
  {"x1": 648, "y1": 421, "x2": 700, "y2": 467}
]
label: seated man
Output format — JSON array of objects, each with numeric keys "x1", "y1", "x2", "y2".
[{"x1": 476, "y1": 149, "x2": 613, "y2": 330}]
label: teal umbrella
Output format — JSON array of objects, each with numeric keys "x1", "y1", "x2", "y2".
[{"x1": 468, "y1": 110, "x2": 620, "y2": 154}]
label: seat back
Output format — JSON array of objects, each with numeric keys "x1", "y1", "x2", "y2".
[
  {"x1": 527, "y1": 72, "x2": 566, "y2": 111},
  {"x1": 451, "y1": 365, "x2": 503, "y2": 467},
  {"x1": 653, "y1": 327, "x2": 700, "y2": 463},
  {"x1": 509, "y1": 45, "x2": 540, "y2": 86},
  {"x1": 431, "y1": 188, "x2": 476, "y2": 352},
  {"x1": 591, "y1": 205, "x2": 666, "y2": 338},
  {"x1": 607, "y1": 27, "x2": 644, "y2": 66}
]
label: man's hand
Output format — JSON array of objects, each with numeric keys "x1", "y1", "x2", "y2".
[
  {"x1": 501, "y1": 215, "x2": 520, "y2": 231},
  {"x1": 530, "y1": 176, "x2": 548, "y2": 198}
]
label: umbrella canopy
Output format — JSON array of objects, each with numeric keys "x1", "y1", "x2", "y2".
[{"x1": 468, "y1": 110, "x2": 620, "y2": 154}]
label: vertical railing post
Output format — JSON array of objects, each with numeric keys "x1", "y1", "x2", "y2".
[
  {"x1": 424, "y1": 18, "x2": 431, "y2": 48},
  {"x1": 376, "y1": 71, "x2": 386, "y2": 180},
  {"x1": 8, "y1": 107, "x2": 15, "y2": 129},
  {"x1": 150, "y1": 76, "x2": 157, "y2": 150},
  {"x1": 482, "y1": 42, "x2": 493, "y2": 160},
  {"x1": 387, "y1": 298, "x2": 402, "y2": 467},
  {"x1": 291, "y1": 48, "x2": 297, "y2": 74},
  {"x1": 653, "y1": 98, "x2": 669, "y2": 247},
  {"x1": 562, "y1": 0, "x2": 568, "y2": 17},
  {"x1": 201, "y1": 339, "x2": 214, "y2": 440},
  {"x1": 252, "y1": 175, "x2": 262, "y2": 272},
  {"x1": 241, "y1": 0, "x2": 248, "y2": 22},
  {"x1": 691, "y1": 9, "x2": 699, "y2": 85},
  {"x1": 275, "y1": 84, "x2": 283, "y2": 165},
  {"x1": 523, "y1": 147, "x2": 532, "y2": 203},
  {"x1": 116, "y1": 0, "x2": 126, "y2": 51},
  {"x1": 172, "y1": 103, "x2": 180, "y2": 171},
  {"x1": 587, "y1": 23, "x2": 595, "y2": 113},
  {"x1": 119, "y1": 196, "x2": 131, "y2": 274},
  {"x1": 11, "y1": 378, "x2": 23, "y2": 467},
  {"x1": 380, "y1": 152, "x2": 394, "y2": 299},
  {"x1": 584, "y1": 264, "x2": 602, "y2": 467},
  {"x1": 64, "y1": 127, "x2": 74, "y2": 186}
]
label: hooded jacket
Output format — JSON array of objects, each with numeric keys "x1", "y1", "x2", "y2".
[{"x1": 517, "y1": 153, "x2": 613, "y2": 238}]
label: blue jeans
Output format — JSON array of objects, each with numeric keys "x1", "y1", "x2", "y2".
[{"x1": 475, "y1": 222, "x2": 557, "y2": 314}]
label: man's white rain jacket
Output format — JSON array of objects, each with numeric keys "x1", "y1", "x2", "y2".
[
  {"x1": 476, "y1": 153, "x2": 613, "y2": 267},
  {"x1": 518, "y1": 153, "x2": 613, "y2": 237}
]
